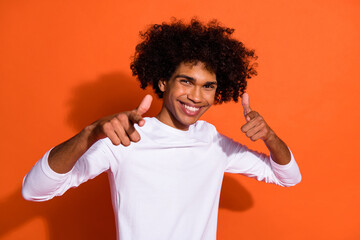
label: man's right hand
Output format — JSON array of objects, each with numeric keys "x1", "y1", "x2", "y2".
[
  {"x1": 89, "y1": 94, "x2": 153, "y2": 146},
  {"x1": 48, "y1": 94, "x2": 153, "y2": 173}
]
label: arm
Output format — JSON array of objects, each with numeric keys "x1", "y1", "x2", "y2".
[
  {"x1": 48, "y1": 94, "x2": 153, "y2": 173},
  {"x1": 241, "y1": 93, "x2": 291, "y2": 165},
  {"x1": 223, "y1": 138, "x2": 300, "y2": 187},
  {"x1": 237, "y1": 93, "x2": 301, "y2": 186},
  {"x1": 22, "y1": 95, "x2": 153, "y2": 200}
]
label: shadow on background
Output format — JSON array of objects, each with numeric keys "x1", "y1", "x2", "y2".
[
  {"x1": 1, "y1": 73, "x2": 253, "y2": 239},
  {"x1": 1, "y1": 174, "x2": 115, "y2": 239},
  {"x1": 219, "y1": 174, "x2": 253, "y2": 211},
  {"x1": 66, "y1": 72, "x2": 163, "y2": 131}
]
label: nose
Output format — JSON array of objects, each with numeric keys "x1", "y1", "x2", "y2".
[{"x1": 187, "y1": 86, "x2": 202, "y2": 103}]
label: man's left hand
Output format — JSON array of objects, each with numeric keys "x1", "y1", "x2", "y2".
[{"x1": 240, "y1": 93, "x2": 275, "y2": 142}]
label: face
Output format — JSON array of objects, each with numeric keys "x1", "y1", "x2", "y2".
[{"x1": 156, "y1": 61, "x2": 217, "y2": 130}]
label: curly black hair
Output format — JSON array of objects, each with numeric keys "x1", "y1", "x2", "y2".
[{"x1": 130, "y1": 18, "x2": 257, "y2": 104}]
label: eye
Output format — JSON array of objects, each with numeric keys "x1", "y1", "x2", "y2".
[
  {"x1": 203, "y1": 84, "x2": 216, "y2": 89},
  {"x1": 180, "y1": 79, "x2": 191, "y2": 85}
]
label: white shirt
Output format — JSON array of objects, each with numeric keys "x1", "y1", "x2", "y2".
[{"x1": 22, "y1": 117, "x2": 301, "y2": 240}]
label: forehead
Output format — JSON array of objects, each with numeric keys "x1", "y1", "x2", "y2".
[{"x1": 172, "y1": 62, "x2": 217, "y2": 82}]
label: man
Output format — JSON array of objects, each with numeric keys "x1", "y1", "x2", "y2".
[{"x1": 22, "y1": 19, "x2": 301, "y2": 240}]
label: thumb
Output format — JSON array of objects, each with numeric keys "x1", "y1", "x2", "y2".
[
  {"x1": 136, "y1": 94, "x2": 153, "y2": 116},
  {"x1": 241, "y1": 93, "x2": 252, "y2": 117}
]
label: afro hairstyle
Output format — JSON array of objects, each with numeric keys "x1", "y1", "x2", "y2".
[{"x1": 130, "y1": 18, "x2": 257, "y2": 104}]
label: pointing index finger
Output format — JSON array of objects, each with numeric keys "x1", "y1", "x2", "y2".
[
  {"x1": 133, "y1": 94, "x2": 153, "y2": 127},
  {"x1": 136, "y1": 94, "x2": 153, "y2": 116},
  {"x1": 241, "y1": 93, "x2": 251, "y2": 115}
]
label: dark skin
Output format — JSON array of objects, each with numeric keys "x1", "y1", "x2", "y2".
[
  {"x1": 49, "y1": 95, "x2": 153, "y2": 173},
  {"x1": 241, "y1": 93, "x2": 291, "y2": 165},
  {"x1": 49, "y1": 63, "x2": 290, "y2": 174}
]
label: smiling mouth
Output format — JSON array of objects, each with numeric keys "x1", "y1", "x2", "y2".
[
  {"x1": 183, "y1": 103, "x2": 200, "y2": 112},
  {"x1": 179, "y1": 101, "x2": 203, "y2": 115}
]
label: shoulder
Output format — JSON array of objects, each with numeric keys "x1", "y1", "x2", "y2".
[
  {"x1": 193, "y1": 120, "x2": 217, "y2": 132},
  {"x1": 192, "y1": 120, "x2": 223, "y2": 143},
  {"x1": 196, "y1": 121, "x2": 244, "y2": 149}
]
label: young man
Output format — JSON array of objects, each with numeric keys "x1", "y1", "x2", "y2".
[{"x1": 22, "y1": 19, "x2": 301, "y2": 240}]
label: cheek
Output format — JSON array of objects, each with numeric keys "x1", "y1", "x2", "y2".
[
  {"x1": 204, "y1": 91, "x2": 216, "y2": 104},
  {"x1": 168, "y1": 85, "x2": 188, "y2": 98}
]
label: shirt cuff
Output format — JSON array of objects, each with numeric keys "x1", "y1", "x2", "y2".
[
  {"x1": 269, "y1": 148, "x2": 296, "y2": 170},
  {"x1": 269, "y1": 148, "x2": 302, "y2": 186}
]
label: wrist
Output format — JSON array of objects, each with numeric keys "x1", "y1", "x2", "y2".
[
  {"x1": 81, "y1": 124, "x2": 98, "y2": 148},
  {"x1": 263, "y1": 129, "x2": 277, "y2": 145},
  {"x1": 263, "y1": 130, "x2": 291, "y2": 165}
]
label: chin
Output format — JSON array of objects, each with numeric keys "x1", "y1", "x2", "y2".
[{"x1": 176, "y1": 112, "x2": 204, "y2": 128}]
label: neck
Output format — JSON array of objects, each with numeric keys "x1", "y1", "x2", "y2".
[{"x1": 156, "y1": 106, "x2": 190, "y2": 131}]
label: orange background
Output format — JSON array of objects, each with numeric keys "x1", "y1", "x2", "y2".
[{"x1": 1, "y1": 0, "x2": 359, "y2": 239}]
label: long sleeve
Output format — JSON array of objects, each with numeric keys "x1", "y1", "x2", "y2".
[
  {"x1": 22, "y1": 139, "x2": 115, "y2": 201},
  {"x1": 222, "y1": 134, "x2": 301, "y2": 187}
]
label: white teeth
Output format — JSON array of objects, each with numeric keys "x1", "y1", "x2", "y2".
[{"x1": 182, "y1": 103, "x2": 200, "y2": 112}]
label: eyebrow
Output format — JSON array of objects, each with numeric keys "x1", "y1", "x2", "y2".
[{"x1": 175, "y1": 74, "x2": 217, "y2": 85}]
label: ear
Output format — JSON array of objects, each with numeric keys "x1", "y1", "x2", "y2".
[{"x1": 158, "y1": 79, "x2": 167, "y2": 92}]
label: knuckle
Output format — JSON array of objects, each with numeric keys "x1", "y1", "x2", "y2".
[
  {"x1": 116, "y1": 114, "x2": 127, "y2": 122},
  {"x1": 110, "y1": 118, "x2": 119, "y2": 125},
  {"x1": 131, "y1": 113, "x2": 141, "y2": 123},
  {"x1": 102, "y1": 122, "x2": 112, "y2": 132}
]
